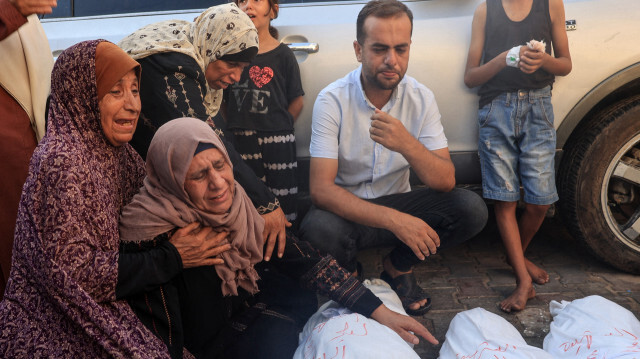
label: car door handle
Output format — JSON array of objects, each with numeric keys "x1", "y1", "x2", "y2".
[{"x1": 285, "y1": 42, "x2": 319, "y2": 53}]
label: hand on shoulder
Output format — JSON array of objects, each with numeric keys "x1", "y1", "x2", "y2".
[{"x1": 170, "y1": 222, "x2": 231, "y2": 268}]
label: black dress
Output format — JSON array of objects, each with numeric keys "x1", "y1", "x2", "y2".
[
  {"x1": 132, "y1": 52, "x2": 280, "y2": 215},
  {"x1": 117, "y1": 232, "x2": 382, "y2": 359},
  {"x1": 224, "y1": 44, "x2": 304, "y2": 225}
]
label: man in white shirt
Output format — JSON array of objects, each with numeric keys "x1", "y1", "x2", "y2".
[{"x1": 299, "y1": 0, "x2": 487, "y2": 316}]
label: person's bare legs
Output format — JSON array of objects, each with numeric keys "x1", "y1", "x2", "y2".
[
  {"x1": 494, "y1": 201, "x2": 534, "y2": 312},
  {"x1": 518, "y1": 203, "x2": 550, "y2": 284},
  {"x1": 382, "y1": 256, "x2": 428, "y2": 311}
]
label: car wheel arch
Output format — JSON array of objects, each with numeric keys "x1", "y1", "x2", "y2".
[
  {"x1": 557, "y1": 62, "x2": 640, "y2": 149},
  {"x1": 557, "y1": 95, "x2": 640, "y2": 273}
]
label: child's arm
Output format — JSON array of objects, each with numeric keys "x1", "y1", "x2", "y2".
[
  {"x1": 288, "y1": 95, "x2": 304, "y2": 122},
  {"x1": 519, "y1": 0, "x2": 571, "y2": 76},
  {"x1": 464, "y1": 2, "x2": 509, "y2": 88}
]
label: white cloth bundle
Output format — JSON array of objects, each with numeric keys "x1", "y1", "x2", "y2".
[
  {"x1": 294, "y1": 279, "x2": 420, "y2": 359},
  {"x1": 438, "y1": 308, "x2": 552, "y2": 359},
  {"x1": 526, "y1": 39, "x2": 546, "y2": 52},
  {"x1": 543, "y1": 295, "x2": 640, "y2": 358}
]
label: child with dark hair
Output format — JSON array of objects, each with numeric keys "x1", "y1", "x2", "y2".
[{"x1": 225, "y1": 0, "x2": 304, "y2": 228}]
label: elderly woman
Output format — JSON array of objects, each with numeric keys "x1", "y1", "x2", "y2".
[
  {"x1": 119, "y1": 117, "x2": 438, "y2": 359},
  {"x1": 118, "y1": 4, "x2": 289, "y2": 262},
  {"x1": 0, "y1": 40, "x2": 178, "y2": 357}
]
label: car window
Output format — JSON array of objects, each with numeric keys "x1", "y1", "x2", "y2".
[
  {"x1": 43, "y1": 0, "x2": 224, "y2": 18},
  {"x1": 42, "y1": 0, "x2": 356, "y2": 18}
]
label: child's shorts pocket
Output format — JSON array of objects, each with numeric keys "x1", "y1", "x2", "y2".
[
  {"x1": 478, "y1": 101, "x2": 494, "y2": 128},
  {"x1": 537, "y1": 95, "x2": 555, "y2": 128}
]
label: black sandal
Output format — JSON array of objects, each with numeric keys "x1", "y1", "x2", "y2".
[{"x1": 380, "y1": 270, "x2": 432, "y2": 316}]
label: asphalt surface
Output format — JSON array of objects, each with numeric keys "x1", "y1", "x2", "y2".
[{"x1": 356, "y1": 214, "x2": 640, "y2": 358}]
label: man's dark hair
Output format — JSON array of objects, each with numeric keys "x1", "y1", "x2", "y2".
[{"x1": 356, "y1": 0, "x2": 413, "y2": 44}]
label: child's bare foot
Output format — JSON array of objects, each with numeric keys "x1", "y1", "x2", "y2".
[
  {"x1": 499, "y1": 282, "x2": 535, "y2": 313},
  {"x1": 525, "y1": 258, "x2": 549, "y2": 284},
  {"x1": 506, "y1": 256, "x2": 549, "y2": 284}
]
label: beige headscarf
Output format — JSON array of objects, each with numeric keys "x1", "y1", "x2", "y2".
[
  {"x1": 118, "y1": 3, "x2": 258, "y2": 116},
  {"x1": 119, "y1": 117, "x2": 264, "y2": 296}
]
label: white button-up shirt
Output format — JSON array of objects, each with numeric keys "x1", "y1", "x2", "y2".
[{"x1": 310, "y1": 66, "x2": 448, "y2": 199}]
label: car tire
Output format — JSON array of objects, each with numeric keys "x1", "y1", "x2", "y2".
[{"x1": 558, "y1": 95, "x2": 640, "y2": 273}]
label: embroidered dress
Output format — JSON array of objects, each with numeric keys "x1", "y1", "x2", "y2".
[
  {"x1": 118, "y1": 3, "x2": 259, "y2": 117},
  {"x1": 225, "y1": 43, "x2": 304, "y2": 223},
  {"x1": 119, "y1": 118, "x2": 381, "y2": 359},
  {"x1": 0, "y1": 40, "x2": 169, "y2": 358},
  {"x1": 118, "y1": 4, "x2": 280, "y2": 215},
  {"x1": 121, "y1": 231, "x2": 376, "y2": 359}
]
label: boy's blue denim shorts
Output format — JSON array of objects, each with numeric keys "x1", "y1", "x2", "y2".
[{"x1": 477, "y1": 86, "x2": 559, "y2": 205}]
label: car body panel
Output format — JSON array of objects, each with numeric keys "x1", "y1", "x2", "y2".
[
  {"x1": 40, "y1": 0, "x2": 640, "y2": 181},
  {"x1": 39, "y1": 0, "x2": 640, "y2": 273}
]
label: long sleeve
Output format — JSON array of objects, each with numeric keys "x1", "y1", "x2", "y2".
[
  {"x1": 0, "y1": 0, "x2": 27, "y2": 40},
  {"x1": 271, "y1": 232, "x2": 383, "y2": 317},
  {"x1": 116, "y1": 237, "x2": 183, "y2": 299},
  {"x1": 118, "y1": 233, "x2": 187, "y2": 359}
]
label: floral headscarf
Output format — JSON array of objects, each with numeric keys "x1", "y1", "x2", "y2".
[{"x1": 118, "y1": 3, "x2": 258, "y2": 116}]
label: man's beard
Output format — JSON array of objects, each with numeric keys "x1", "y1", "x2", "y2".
[{"x1": 364, "y1": 68, "x2": 403, "y2": 91}]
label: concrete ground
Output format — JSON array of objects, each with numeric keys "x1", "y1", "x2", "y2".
[{"x1": 356, "y1": 215, "x2": 640, "y2": 358}]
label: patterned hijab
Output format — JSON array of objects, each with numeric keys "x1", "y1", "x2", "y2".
[
  {"x1": 120, "y1": 117, "x2": 264, "y2": 296},
  {"x1": 118, "y1": 3, "x2": 258, "y2": 116},
  {"x1": 0, "y1": 40, "x2": 169, "y2": 358}
]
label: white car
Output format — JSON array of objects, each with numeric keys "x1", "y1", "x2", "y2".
[{"x1": 40, "y1": 0, "x2": 640, "y2": 273}]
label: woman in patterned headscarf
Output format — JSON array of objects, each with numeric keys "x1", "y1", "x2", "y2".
[
  {"x1": 118, "y1": 117, "x2": 437, "y2": 359},
  {"x1": 0, "y1": 40, "x2": 173, "y2": 358},
  {"x1": 118, "y1": 2, "x2": 290, "y2": 271}
]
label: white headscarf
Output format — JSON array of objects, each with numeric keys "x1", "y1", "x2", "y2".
[{"x1": 118, "y1": 3, "x2": 258, "y2": 115}]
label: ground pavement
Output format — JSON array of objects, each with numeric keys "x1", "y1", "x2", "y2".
[{"x1": 356, "y1": 215, "x2": 640, "y2": 358}]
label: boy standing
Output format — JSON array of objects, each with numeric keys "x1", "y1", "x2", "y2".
[{"x1": 464, "y1": 0, "x2": 571, "y2": 312}]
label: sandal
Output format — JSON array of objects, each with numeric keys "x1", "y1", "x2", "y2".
[{"x1": 380, "y1": 270, "x2": 432, "y2": 316}]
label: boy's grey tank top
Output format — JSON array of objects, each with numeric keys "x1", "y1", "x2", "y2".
[{"x1": 478, "y1": 0, "x2": 554, "y2": 108}]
